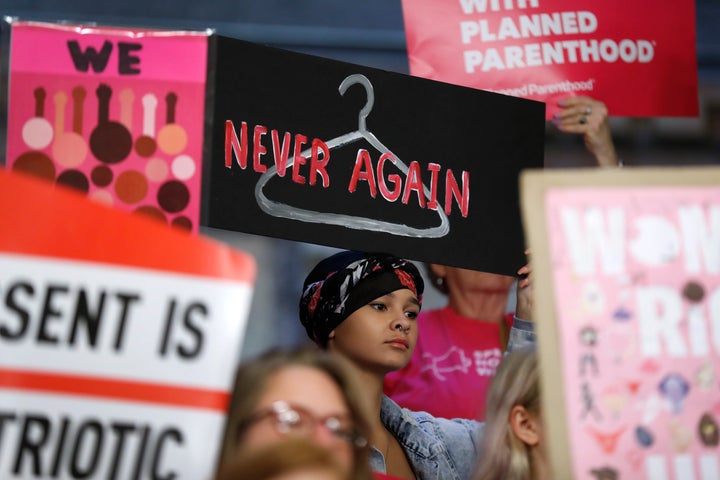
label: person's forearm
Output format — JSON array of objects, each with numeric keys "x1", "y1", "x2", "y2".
[{"x1": 591, "y1": 140, "x2": 619, "y2": 167}]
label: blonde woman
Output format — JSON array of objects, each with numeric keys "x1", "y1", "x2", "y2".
[
  {"x1": 218, "y1": 347, "x2": 374, "y2": 480},
  {"x1": 473, "y1": 348, "x2": 548, "y2": 480}
]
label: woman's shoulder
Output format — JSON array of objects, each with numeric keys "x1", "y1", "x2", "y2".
[
  {"x1": 383, "y1": 394, "x2": 479, "y2": 426},
  {"x1": 381, "y1": 396, "x2": 481, "y2": 478},
  {"x1": 385, "y1": 396, "x2": 481, "y2": 440},
  {"x1": 414, "y1": 410, "x2": 480, "y2": 434}
]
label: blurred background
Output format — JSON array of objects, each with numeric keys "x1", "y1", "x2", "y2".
[{"x1": 1, "y1": 0, "x2": 718, "y2": 359}]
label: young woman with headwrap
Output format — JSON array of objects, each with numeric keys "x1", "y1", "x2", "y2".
[{"x1": 299, "y1": 250, "x2": 535, "y2": 480}]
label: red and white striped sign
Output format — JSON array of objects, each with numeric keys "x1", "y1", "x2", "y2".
[{"x1": 0, "y1": 170, "x2": 255, "y2": 479}]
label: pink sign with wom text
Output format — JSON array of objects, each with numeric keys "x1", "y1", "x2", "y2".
[{"x1": 545, "y1": 185, "x2": 720, "y2": 479}]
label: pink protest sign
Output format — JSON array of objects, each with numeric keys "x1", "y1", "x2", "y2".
[
  {"x1": 4, "y1": 20, "x2": 210, "y2": 232},
  {"x1": 521, "y1": 168, "x2": 720, "y2": 479},
  {"x1": 401, "y1": 0, "x2": 698, "y2": 119}
]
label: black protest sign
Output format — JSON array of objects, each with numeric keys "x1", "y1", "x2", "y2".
[{"x1": 203, "y1": 36, "x2": 544, "y2": 274}]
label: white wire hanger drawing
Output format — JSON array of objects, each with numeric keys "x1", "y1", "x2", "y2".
[{"x1": 254, "y1": 73, "x2": 451, "y2": 238}]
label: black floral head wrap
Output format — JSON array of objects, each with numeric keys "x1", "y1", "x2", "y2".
[{"x1": 299, "y1": 250, "x2": 424, "y2": 348}]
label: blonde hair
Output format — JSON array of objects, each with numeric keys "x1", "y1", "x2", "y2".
[
  {"x1": 473, "y1": 348, "x2": 540, "y2": 480},
  {"x1": 217, "y1": 347, "x2": 373, "y2": 480}
]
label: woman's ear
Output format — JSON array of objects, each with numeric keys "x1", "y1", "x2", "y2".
[
  {"x1": 510, "y1": 405, "x2": 540, "y2": 446},
  {"x1": 328, "y1": 330, "x2": 336, "y2": 340}
]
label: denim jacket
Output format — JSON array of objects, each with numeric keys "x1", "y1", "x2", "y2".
[{"x1": 370, "y1": 318, "x2": 535, "y2": 479}]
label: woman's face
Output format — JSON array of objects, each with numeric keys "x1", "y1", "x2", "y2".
[
  {"x1": 239, "y1": 366, "x2": 355, "y2": 472},
  {"x1": 328, "y1": 288, "x2": 420, "y2": 374}
]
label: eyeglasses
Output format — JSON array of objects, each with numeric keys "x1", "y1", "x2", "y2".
[{"x1": 240, "y1": 401, "x2": 368, "y2": 448}]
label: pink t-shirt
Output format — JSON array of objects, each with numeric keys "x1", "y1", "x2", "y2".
[{"x1": 383, "y1": 307, "x2": 512, "y2": 420}]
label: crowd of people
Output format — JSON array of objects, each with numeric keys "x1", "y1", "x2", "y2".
[{"x1": 214, "y1": 96, "x2": 619, "y2": 480}]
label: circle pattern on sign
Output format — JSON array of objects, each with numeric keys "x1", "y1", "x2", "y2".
[
  {"x1": 136, "y1": 205, "x2": 168, "y2": 224},
  {"x1": 146, "y1": 158, "x2": 169, "y2": 182},
  {"x1": 91, "y1": 165, "x2": 114, "y2": 187},
  {"x1": 11, "y1": 83, "x2": 197, "y2": 230},
  {"x1": 115, "y1": 170, "x2": 148, "y2": 204},
  {"x1": 172, "y1": 154, "x2": 195, "y2": 180},
  {"x1": 158, "y1": 180, "x2": 190, "y2": 213},
  {"x1": 90, "y1": 189, "x2": 114, "y2": 206},
  {"x1": 57, "y1": 169, "x2": 90, "y2": 193},
  {"x1": 13, "y1": 152, "x2": 56, "y2": 181}
]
